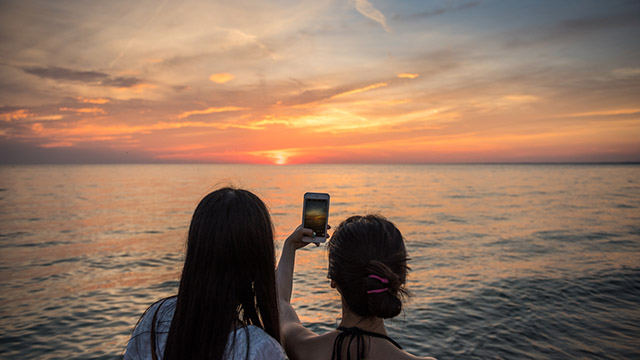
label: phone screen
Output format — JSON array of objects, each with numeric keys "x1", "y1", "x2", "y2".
[{"x1": 303, "y1": 198, "x2": 328, "y2": 237}]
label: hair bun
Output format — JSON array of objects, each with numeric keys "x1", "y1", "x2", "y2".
[
  {"x1": 364, "y1": 260, "x2": 403, "y2": 318},
  {"x1": 327, "y1": 214, "x2": 409, "y2": 319}
]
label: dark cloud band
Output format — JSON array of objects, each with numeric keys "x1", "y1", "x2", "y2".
[{"x1": 20, "y1": 65, "x2": 142, "y2": 88}]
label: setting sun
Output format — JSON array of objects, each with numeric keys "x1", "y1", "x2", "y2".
[{"x1": 274, "y1": 155, "x2": 288, "y2": 165}]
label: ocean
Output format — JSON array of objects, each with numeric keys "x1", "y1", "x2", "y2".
[{"x1": 0, "y1": 164, "x2": 638, "y2": 359}]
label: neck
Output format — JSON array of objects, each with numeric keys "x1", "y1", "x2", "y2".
[{"x1": 338, "y1": 303, "x2": 387, "y2": 335}]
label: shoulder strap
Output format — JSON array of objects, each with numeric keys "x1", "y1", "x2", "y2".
[{"x1": 332, "y1": 326, "x2": 403, "y2": 360}]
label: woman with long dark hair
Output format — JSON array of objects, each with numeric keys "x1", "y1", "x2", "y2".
[
  {"x1": 277, "y1": 214, "x2": 436, "y2": 360},
  {"x1": 125, "y1": 187, "x2": 286, "y2": 360}
]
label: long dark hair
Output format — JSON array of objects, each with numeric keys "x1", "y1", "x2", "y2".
[
  {"x1": 327, "y1": 214, "x2": 410, "y2": 319},
  {"x1": 159, "y1": 187, "x2": 280, "y2": 359}
]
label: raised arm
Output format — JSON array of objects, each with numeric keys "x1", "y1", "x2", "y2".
[
  {"x1": 276, "y1": 226, "x2": 317, "y2": 353},
  {"x1": 277, "y1": 226, "x2": 311, "y2": 305}
]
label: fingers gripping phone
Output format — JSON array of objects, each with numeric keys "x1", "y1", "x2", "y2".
[{"x1": 302, "y1": 192, "x2": 330, "y2": 243}]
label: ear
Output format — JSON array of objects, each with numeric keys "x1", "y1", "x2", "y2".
[{"x1": 331, "y1": 279, "x2": 338, "y2": 290}]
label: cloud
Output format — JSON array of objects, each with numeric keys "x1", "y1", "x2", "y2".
[
  {"x1": 397, "y1": 1, "x2": 479, "y2": 20},
  {"x1": 0, "y1": 109, "x2": 29, "y2": 122},
  {"x1": 21, "y1": 66, "x2": 107, "y2": 82},
  {"x1": 19, "y1": 65, "x2": 143, "y2": 88},
  {"x1": 568, "y1": 108, "x2": 640, "y2": 117},
  {"x1": 224, "y1": 28, "x2": 277, "y2": 60},
  {"x1": 59, "y1": 107, "x2": 106, "y2": 114},
  {"x1": 209, "y1": 73, "x2": 235, "y2": 84},
  {"x1": 2, "y1": 116, "x2": 260, "y2": 146},
  {"x1": 331, "y1": 82, "x2": 388, "y2": 99},
  {"x1": 502, "y1": 95, "x2": 540, "y2": 103},
  {"x1": 250, "y1": 108, "x2": 378, "y2": 133},
  {"x1": 280, "y1": 82, "x2": 390, "y2": 107},
  {"x1": 177, "y1": 106, "x2": 247, "y2": 119},
  {"x1": 611, "y1": 68, "x2": 640, "y2": 79},
  {"x1": 280, "y1": 88, "x2": 344, "y2": 106},
  {"x1": 108, "y1": 0, "x2": 170, "y2": 68},
  {"x1": 0, "y1": 138, "x2": 154, "y2": 164},
  {"x1": 101, "y1": 76, "x2": 142, "y2": 88},
  {"x1": 31, "y1": 115, "x2": 64, "y2": 121},
  {"x1": 172, "y1": 85, "x2": 190, "y2": 92},
  {"x1": 77, "y1": 97, "x2": 110, "y2": 104},
  {"x1": 0, "y1": 109, "x2": 63, "y2": 122},
  {"x1": 41, "y1": 141, "x2": 74, "y2": 148},
  {"x1": 354, "y1": 0, "x2": 390, "y2": 32},
  {"x1": 397, "y1": 73, "x2": 419, "y2": 79}
]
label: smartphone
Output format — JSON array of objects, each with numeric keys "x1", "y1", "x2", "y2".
[{"x1": 302, "y1": 192, "x2": 330, "y2": 243}]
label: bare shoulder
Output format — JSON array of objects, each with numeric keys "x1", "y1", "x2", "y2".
[
  {"x1": 387, "y1": 349, "x2": 437, "y2": 360},
  {"x1": 405, "y1": 353, "x2": 437, "y2": 360},
  {"x1": 368, "y1": 339, "x2": 437, "y2": 360},
  {"x1": 282, "y1": 326, "x2": 338, "y2": 360}
]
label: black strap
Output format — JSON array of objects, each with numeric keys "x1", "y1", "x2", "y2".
[{"x1": 331, "y1": 326, "x2": 402, "y2": 360}]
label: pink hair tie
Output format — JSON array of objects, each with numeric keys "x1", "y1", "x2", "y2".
[
  {"x1": 367, "y1": 274, "x2": 389, "y2": 294},
  {"x1": 368, "y1": 274, "x2": 389, "y2": 284},
  {"x1": 367, "y1": 288, "x2": 388, "y2": 294}
]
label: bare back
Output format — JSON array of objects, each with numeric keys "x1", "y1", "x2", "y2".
[{"x1": 282, "y1": 324, "x2": 436, "y2": 360}]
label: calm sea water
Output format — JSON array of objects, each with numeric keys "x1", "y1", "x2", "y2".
[{"x1": 0, "y1": 164, "x2": 639, "y2": 359}]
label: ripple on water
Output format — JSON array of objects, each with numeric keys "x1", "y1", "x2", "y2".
[
  {"x1": 0, "y1": 231, "x2": 33, "y2": 240},
  {"x1": 149, "y1": 280, "x2": 179, "y2": 291},
  {"x1": 615, "y1": 204, "x2": 636, "y2": 209},
  {"x1": 398, "y1": 268, "x2": 640, "y2": 359}
]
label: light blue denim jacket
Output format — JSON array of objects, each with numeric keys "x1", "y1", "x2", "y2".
[{"x1": 125, "y1": 297, "x2": 287, "y2": 360}]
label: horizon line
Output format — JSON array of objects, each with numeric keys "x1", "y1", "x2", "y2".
[{"x1": 2, "y1": 161, "x2": 639, "y2": 166}]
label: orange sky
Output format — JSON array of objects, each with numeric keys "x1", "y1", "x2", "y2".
[{"x1": 1, "y1": 0, "x2": 639, "y2": 164}]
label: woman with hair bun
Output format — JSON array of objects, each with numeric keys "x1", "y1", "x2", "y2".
[{"x1": 278, "y1": 214, "x2": 436, "y2": 360}]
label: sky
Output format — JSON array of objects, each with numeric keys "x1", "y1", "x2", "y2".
[{"x1": 1, "y1": 0, "x2": 639, "y2": 164}]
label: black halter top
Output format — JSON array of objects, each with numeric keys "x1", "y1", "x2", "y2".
[{"x1": 331, "y1": 326, "x2": 403, "y2": 360}]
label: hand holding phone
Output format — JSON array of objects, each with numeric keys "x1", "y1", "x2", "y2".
[{"x1": 302, "y1": 192, "x2": 330, "y2": 243}]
